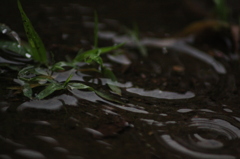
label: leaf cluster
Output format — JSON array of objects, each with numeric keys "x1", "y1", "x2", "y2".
[{"x1": 0, "y1": 1, "x2": 124, "y2": 100}]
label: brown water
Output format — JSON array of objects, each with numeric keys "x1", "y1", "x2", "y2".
[{"x1": 1, "y1": 0, "x2": 240, "y2": 159}]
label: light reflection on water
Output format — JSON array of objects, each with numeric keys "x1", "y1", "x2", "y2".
[{"x1": 127, "y1": 88, "x2": 195, "y2": 100}]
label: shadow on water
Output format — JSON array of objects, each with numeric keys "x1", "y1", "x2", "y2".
[{"x1": 1, "y1": 0, "x2": 240, "y2": 159}]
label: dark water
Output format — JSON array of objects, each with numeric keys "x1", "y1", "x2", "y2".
[{"x1": 1, "y1": 0, "x2": 240, "y2": 159}]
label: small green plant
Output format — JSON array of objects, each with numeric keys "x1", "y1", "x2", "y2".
[
  {"x1": 0, "y1": 1, "x2": 123, "y2": 100},
  {"x1": 125, "y1": 24, "x2": 148, "y2": 57},
  {"x1": 213, "y1": 0, "x2": 230, "y2": 22}
]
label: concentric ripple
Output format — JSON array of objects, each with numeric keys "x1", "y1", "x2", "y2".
[
  {"x1": 156, "y1": 116, "x2": 240, "y2": 159},
  {"x1": 189, "y1": 118, "x2": 240, "y2": 140}
]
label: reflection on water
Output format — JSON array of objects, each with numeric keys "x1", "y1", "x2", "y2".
[
  {"x1": 14, "y1": 149, "x2": 46, "y2": 159},
  {"x1": 126, "y1": 88, "x2": 195, "y2": 99},
  {"x1": 17, "y1": 94, "x2": 78, "y2": 110}
]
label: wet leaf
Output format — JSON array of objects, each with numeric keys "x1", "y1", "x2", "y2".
[
  {"x1": 74, "y1": 43, "x2": 124, "y2": 64},
  {"x1": 36, "y1": 82, "x2": 64, "y2": 99},
  {"x1": 0, "y1": 41, "x2": 28, "y2": 57},
  {"x1": 102, "y1": 66, "x2": 121, "y2": 95},
  {"x1": 67, "y1": 83, "x2": 93, "y2": 90},
  {"x1": 18, "y1": 65, "x2": 36, "y2": 80},
  {"x1": 18, "y1": 0, "x2": 48, "y2": 64},
  {"x1": 51, "y1": 61, "x2": 74, "y2": 71},
  {"x1": 63, "y1": 73, "x2": 73, "y2": 87},
  {"x1": 94, "y1": 90, "x2": 123, "y2": 104},
  {"x1": 0, "y1": 23, "x2": 21, "y2": 43},
  {"x1": 74, "y1": 49, "x2": 102, "y2": 65}
]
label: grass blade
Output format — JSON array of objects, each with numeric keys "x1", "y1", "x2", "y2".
[
  {"x1": 102, "y1": 66, "x2": 121, "y2": 95},
  {"x1": 67, "y1": 83, "x2": 93, "y2": 90},
  {"x1": 94, "y1": 90, "x2": 123, "y2": 104},
  {"x1": 94, "y1": 11, "x2": 98, "y2": 48},
  {"x1": 18, "y1": 0, "x2": 48, "y2": 64},
  {"x1": 214, "y1": 0, "x2": 230, "y2": 22}
]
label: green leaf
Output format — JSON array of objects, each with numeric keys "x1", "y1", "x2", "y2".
[
  {"x1": 36, "y1": 82, "x2": 64, "y2": 99},
  {"x1": 214, "y1": 0, "x2": 229, "y2": 22},
  {"x1": 0, "y1": 40, "x2": 28, "y2": 57},
  {"x1": 18, "y1": 0, "x2": 48, "y2": 64},
  {"x1": 125, "y1": 25, "x2": 147, "y2": 56},
  {"x1": 74, "y1": 43, "x2": 124, "y2": 64},
  {"x1": 18, "y1": 65, "x2": 35, "y2": 80},
  {"x1": 63, "y1": 73, "x2": 73, "y2": 87},
  {"x1": 51, "y1": 61, "x2": 74, "y2": 71},
  {"x1": 102, "y1": 66, "x2": 121, "y2": 95},
  {"x1": 67, "y1": 83, "x2": 93, "y2": 90},
  {"x1": 97, "y1": 43, "x2": 125, "y2": 55},
  {"x1": 74, "y1": 49, "x2": 101, "y2": 64},
  {"x1": 94, "y1": 90, "x2": 123, "y2": 104},
  {"x1": 94, "y1": 11, "x2": 98, "y2": 48},
  {"x1": 0, "y1": 23, "x2": 21, "y2": 44}
]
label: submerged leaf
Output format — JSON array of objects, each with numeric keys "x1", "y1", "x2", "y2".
[{"x1": 18, "y1": 0, "x2": 48, "y2": 64}]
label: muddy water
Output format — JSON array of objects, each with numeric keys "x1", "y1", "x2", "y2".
[{"x1": 1, "y1": 0, "x2": 240, "y2": 159}]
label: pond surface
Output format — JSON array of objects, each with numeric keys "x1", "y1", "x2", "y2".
[{"x1": 1, "y1": 0, "x2": 240, "y2": 159}]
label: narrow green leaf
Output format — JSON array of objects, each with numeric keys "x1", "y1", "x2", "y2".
[
  {"x1": 74, "y1": 43, "x2": 124, "y2": 64},
  {"x1": 94, "y1": 11, "x2": 98, "y2": 48},
  {"x1": 67, "y1": 83, "x2": 93, "y2": 90},
  {"x1": 94, "y1": 90, "x2": 123, "y2": 104},
  {"x1": 18, "y1": 0, "x2": 48, "y2": 64},
  {"x1": 63, "y1": 73, "x2": 73, "y2": 87},
  {"x1": 126, "y1": 25, "x2": 147, "y2": 56},
  {"x1": 36, "y1": 82, "x2": 64, "y2": 99},
  {"x1": 102, "y1": 66, "x2": 117, "y2": 81},
  {"x1": 102, "y1": 66, "x2": 121, "y2": 95},
  {"x1": 51, "y1": 61, "x2": 74, "y2": 71},
  {"x1": 97, "y1": 43, "x2": 125, "y2": 55}
]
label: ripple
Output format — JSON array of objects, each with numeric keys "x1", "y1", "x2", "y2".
[
  {"x1": 14, "y1": 149, "x2": 46, "y2": 159},
  {"x1": 191, "y1": 134, "x2": 223, "y2": 149},
  {"x1": 160, "y1": 134, "x2": 235, "y2": 159},
  {"x1": 190, "y1": 118, "x2": 240, "y2": 140},
  {"x1": 71, "y1": 90, "x2": 149, "y2": 114}
]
